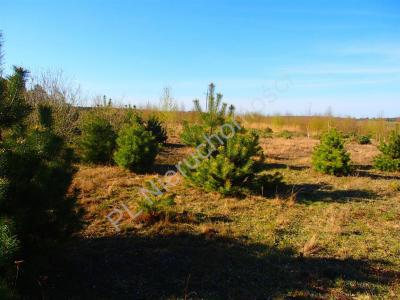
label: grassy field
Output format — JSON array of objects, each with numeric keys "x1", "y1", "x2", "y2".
[
  {"x1": 28, "y1": 134, "x2": 400, "y2": 299},
  {"x1": 78, "y1": 107, "x2": 399, "y2": 142}
]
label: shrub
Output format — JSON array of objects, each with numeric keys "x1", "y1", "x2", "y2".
[
  {"x1": 180, "y1": 121, "x2": 205, "y2": 146},
  {"x1": 145, "y1": 115, "x2": 168, "y2": 145},
  {"x1": 137, "y1": 190, "x2": 176, "y2": 222},
  {"x1": 277, "y1": 130, "x2": 294, "y2": 139},
  {"x1": 114, "y1": 123, "x2": 160, "y2": 172},
  {"x1": 250, "y1": 128, "x2": 274, "y2": 139},
  {"x1": 374, "y1": 130, "x2": 400, "y2": 172},
  {"x1": 265, "y1": 127, "x2": 273, "y2": 134},
  {"x1": 0, "y1": 230, "x2": 16, "y2": 299},
  {"x1": 78, "y1": 114, "x2": 116, "y2": 164},
  {"x1": 180, "y1": 130, "x2": 264, "y2": 195},
  {"x1": 0, "y1": 219, "x2": 18, "y2": 268},
  {"x1": 263, "y1": 127, "x2": 274, "y2": 138},
  {"x1": 357, "y1": 135, "x2": 371, "y2": 145},
  {"x1": 374, "y1": 156, "x2": 400, "y2": 172},
  {"x1": 312, "y1": 129, "x2": 351, "y2": 176},
  {"x1": 26, "y1": 73, "x2": 81, "y2": 145},
  {"x1": 389, "y1": 181, "x2": 400, "y2": 192}
]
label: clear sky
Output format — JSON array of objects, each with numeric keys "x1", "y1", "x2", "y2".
[{"x1": 1, "y1": 0, "x2": 399, "y2": 117}]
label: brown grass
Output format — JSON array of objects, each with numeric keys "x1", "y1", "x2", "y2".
[
  {"x1": 240, "y1": 114, "x2": 399, "y2": 141},
  {"x1": 39, "y1": 134, "x2": 400, "y2": 299}
]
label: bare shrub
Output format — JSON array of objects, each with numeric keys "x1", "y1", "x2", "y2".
[{"x1": 27, "y1": 70, "x2": 82, "y2": 143}]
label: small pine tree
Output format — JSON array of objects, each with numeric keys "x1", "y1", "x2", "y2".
[
  {"x1": 0, "y1": 218, "x2": 18, "y2": 299},
  {"x1": 277, "y1": 130, "x2": 294, "y2": 139},
  {"x1": 0, "y1": 219, "x2": 19, "y2": 276},
  {"x1": 124, "y1": 108, "x2": 144, "y2": 126},
  {"x1": 179, "y1": 84, "x2": 266, "y2": 195},
  {"x1": 78, "y1": 114, "x2": 116, "y2": 164},
  {"x1": 0, "y1": 63, "x2": 80, "y2": 251},
  {"x1": 181, "y1": 127, "x2": 264, "y2": 195},
  {"x1": 312, "y1": 129, "x2": 351, "y2": 176},
  {"x1": 137, "y1": 187, "x2": 176, "y2": 222},
  {"x1": 114, "y1": 123, "x2": 160, "y2": 172},
  {"x1": 0, "y1": 105, "x2": 79, "y2": 245},
  {"x1": 145, "y1": 115, "x2": 168, "y2": 145},
  {"x1": 181, "y1": 83, "x2": 234, "y2": 146},
  {"x1": 180, "y1": 121, "x2": 204, "y2": 147},
  {"x1": 194, "y1": 82, "x2": 229, "y2": 133},
  {"x1": 0, "y1": 39, "x2": 21, "y2": 297},
  {"x1": 0, "y1": 67, "x2": 31, "y2": 133},
  {"x1": 124, "y1": 109, "x2": 168, "y2": 145},
  {"x1": 374, "y1": 130, "x2": 400, "y2": 172},
  {"x1": 357, "y1": 135, "x2": 372, "y2": 145},
  {"x1": 0, "y1": 219, "x2": 18, "y2": 268}
]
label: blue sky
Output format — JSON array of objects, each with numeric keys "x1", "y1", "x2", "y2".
[{"x1": 1, "y1": 0, "x2": 399, "y2": 117}]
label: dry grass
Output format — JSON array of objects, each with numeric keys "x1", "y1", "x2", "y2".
[
  {"x1": 40, "y1": 135, "x2": 400, "y2": 299},
  {"x1": 240, "y1": 114, "x2": 399, "y2": 141}
]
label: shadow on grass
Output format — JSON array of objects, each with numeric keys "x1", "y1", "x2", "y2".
[
  {"x1": 348, "y1": 165, "x2": 400, "y2": 180},
  {"x1": 248, "y1": 174, "x2": 378, "y2": 203},
  {"x1": 165, "y1": 142, "x2": 187, "y2": 149},
  {"x1": 150, "y1": 163, "x2": 178, "y2": 175},
  {"x1": 352, "y1": 170, "x2": 400, "y2": 180},
  {"x1": 264, "y1": 162, "x2": 309, "y2": 171},
  {"x1": 282, "y1": 183, "x2": 379, "y2": 203},
  {"x1": 26, "y1": 232, "x2": 398, "y2": 299},
  {"x1": 267, "y1": 155, "x2": 289, "y2": 161},
  {"x1": 352, "y1": 164, "x2": 374, "y2": 171},
  {"x1": 194, "y1": 212, "x2": 233, "y2": 223}
]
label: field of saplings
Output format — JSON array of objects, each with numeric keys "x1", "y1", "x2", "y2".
[{"x1": 1, "y1": 63, "x2": 400, "y2": 298}]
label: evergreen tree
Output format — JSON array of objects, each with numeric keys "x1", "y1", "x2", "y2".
[
  {"x1": 0, "y1": 59, "x2": 79, "y2": 251},
  {"x1": 78, "y1": 114, "x2": 116, "y2": 164},
  {"x1": 180, "y1": 122, "x2": 204, "y2": 147},
  {"x1": 181, "y1": 130, "x2": 263, "y2": 195},
  {"x1": 0, "y1": 35, "x2": 80, "y2": 297},
  {"x1": 0, "y1": 103, "x2": 79, "y2": 246},
  {"x1": 124, "y1": 109, "x2": 168, "y2": 145},
  {"x1": 114, "y1": 122, "x2": 160, "y2": 173},
  {"x1": 0, "y1": 67, "x2": 31, "y2": 137},
  {"x1": 0, "y1": 218, "x2": 18, "y2": 299},
  {"x1": 312, "y1": 129, "x2": 351, "y2": 176},
  {"x1": 179, "y1": 84, "x2": 264, "y2": 195},
  {"x1": 137, "y1": 185, "x2": 176, "y2": 221},
  {"x1": 194, "y1": 83, "x2": 228, "y2": 133},
  {"x1": 0, "y1": 219, "x2": 18, "y2": 268},
  {"x1": 374, "y1": 130, "x2": 400, "y2": 171},
  {"x1": 145, "y1": 115, "x2": 168, "y2": 145},
  {"x1": 181, "y1": 83, "x2": 235, "y2": 146}
]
